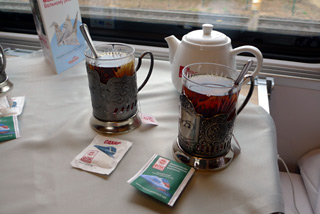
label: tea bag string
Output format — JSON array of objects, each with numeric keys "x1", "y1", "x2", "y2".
[{"x1": 137, "y1": 98, "x2": 142, "y2": 116}]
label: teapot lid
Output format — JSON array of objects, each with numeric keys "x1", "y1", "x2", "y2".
[{"x1": 185, "y1": 24, "x2": 229, "y2": 45}]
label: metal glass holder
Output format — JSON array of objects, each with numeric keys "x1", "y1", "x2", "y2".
[
  {"x1": 0, "y1": 46, "x2": 14, "y2": 97},
  {"x1": 173, "y1": 138, "x2": 234, "y2": 171},
  {"x1": 0, "y1": 77, "x2": 13, "y2": 96},
  {"x1": 90, "y1": 112, "x2": 141, "y2": 135}
]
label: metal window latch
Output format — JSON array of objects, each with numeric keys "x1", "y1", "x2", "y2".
[
  {"x1": 255, "y1": 77, "x2": 274, "y2": 114},
  {"x1": 256, "y1": 77, "x2": 274, "y2": 98}
]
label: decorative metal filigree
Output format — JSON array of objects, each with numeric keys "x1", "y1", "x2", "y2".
[
  {"x1": 87, "y1": 68, "x2": 138, "y2": 122},
  {"x1": 178, "y1": 94, "x2": 235, "y2": 158}
]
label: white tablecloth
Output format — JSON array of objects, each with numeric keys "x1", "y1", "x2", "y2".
[{"x1": 0, "y1": 51, "x2": 284, "y2": 214}]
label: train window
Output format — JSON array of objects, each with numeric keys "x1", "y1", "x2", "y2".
[{"x1": 0, "y1": 0, "x2": 320, "y2": 63}]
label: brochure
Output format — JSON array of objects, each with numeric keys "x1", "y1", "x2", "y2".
[{"x1": 29, "y1": 0, "x2": 86, "y2": 74}]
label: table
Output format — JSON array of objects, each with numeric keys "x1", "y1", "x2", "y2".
[{"x1": 0, "y1": 50, "x2": 284, "y2": 214}]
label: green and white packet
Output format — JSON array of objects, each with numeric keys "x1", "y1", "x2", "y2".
[
  {"x1": 128, "y1": 154, "x2": 195, "y2": 206},
  {"x1": 0, "y1": 116, "x2": 20, "y2": 142}
]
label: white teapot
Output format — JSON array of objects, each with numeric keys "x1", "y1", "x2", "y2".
[{"x1": 165, "y1": 24, "x2": 263, "y2": 91}]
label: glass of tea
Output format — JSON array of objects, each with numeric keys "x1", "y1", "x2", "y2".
[
  {"x1": 173, "y1": 62, "x2": 255, "y2": 170},
  {"x1": 85, "y1": 43, "x2": 153, "y2": 134}
]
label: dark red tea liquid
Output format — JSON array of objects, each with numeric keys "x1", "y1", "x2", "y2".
[
  {"x1": 183, "y1": 75, "x2": 238, "y2": 120},
  {"x1": 87, "y1": 55, "x2": 135, "y2": 84}
]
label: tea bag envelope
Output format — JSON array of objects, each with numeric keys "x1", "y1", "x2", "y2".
[{"x1": 128, "y1": 154, "x2": 195, "y2": 206}]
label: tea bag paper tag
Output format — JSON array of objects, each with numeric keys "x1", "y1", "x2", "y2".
[
  {"x1": 71, "y1": 135, "x2": 132, "y2": 175},
  {"x1": 139, "y1": 113, "x2": 158, "y2": 126}
]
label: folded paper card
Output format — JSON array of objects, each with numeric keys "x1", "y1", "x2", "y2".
[{"x1": 30, "y1": 0, "x2": 86, "y2": 74}]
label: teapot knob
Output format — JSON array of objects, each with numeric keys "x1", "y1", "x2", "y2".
[{"x1": 202, "y1": 24, "x2": 213, "y2": 36}]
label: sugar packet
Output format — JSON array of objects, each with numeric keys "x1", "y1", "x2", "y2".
[
  {"x1": 71, "y1": 135, "x2": 132, "y2": 175},
  {"x1": 127, "y1": 154, "x2": 195, "y2": 206},
  {"x1": 0, "y1": 96, "x2": 25, "y2": 117}
]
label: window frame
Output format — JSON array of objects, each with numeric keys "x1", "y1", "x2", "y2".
[{"x1": 0, "y1": 4, "x2": 320, "y2": 63}]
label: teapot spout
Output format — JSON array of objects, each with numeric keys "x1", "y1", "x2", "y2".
[{"x1": 165, "y1": 35, "x2": 180, "y2": 64}]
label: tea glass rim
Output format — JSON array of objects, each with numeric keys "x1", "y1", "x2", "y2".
[
  {"x1": 182, "y1": 62, "x2": 238, "y2": 90},
  {"x1": 84, "y1": 43, "x2": 135, "y2": 61}
]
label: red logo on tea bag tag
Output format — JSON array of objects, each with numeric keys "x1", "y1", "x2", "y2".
[
  {"x1": 153, "y1": 157, "x2": 170, "y2": 171},
  {"x1": 180, "y1": 66, "x2": 197, "y2": 77},
  {"x1": 179, "y1": 66, "x2": 184, "y2": 78},
  {"x1": 139, "y1": 113, "x2": 158, "y2": 126}
]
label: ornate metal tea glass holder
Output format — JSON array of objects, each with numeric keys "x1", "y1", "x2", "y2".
[
  {"x1": 173, "y1": 62, "x2": 255, "y2": 171},
  {"x1": 0, "y1": 46, "x2": 13, "y2": 98},
  {"x1": 85, "y1": 44, "x2": 153, "y2": 134},
  {"x1": 88, "y1": 73, "x2": 142, "y2": 134},
  {"x1": 173, "y1": 94, "x2": 235, "y2": 171}
]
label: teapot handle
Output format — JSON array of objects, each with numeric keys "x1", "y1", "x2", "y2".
[{"x1": 231, "y1": 45, "x2": 263, "y2": 79}]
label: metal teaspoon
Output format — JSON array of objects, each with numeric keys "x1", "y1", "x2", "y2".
[
  {"x1": 80, "y1": 23, "x2": 99, "y2": 58},
  {"x1": 228, "y1": 59, "x2": 253, "y2": 97},
  {"x1": 234, "y1": 59, "x2": 253, "y2": 86}
]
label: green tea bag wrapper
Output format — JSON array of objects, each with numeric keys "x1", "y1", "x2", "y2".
[
  {"x1": 128, "y1": 154, "x2": 195, "y2": 206},
  {"x1": 0, "y1": 116, "x2": 20, "y2": 142}
]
